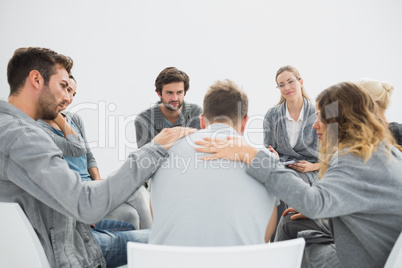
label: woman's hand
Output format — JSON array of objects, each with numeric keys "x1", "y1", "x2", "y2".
[
  {"x1": 53, "y1": 113, "x2": 79, "y2": 137},
  {"x1": 195, "y1": 137, "x2": 258, "y2": 164},
  {"x1": 288, "y1": 160, "x2": 320, "y2": 173},
  {"x1": 268, "y1": 146, "x2": 279, "y2": 159},
  {"x1": 283, "y1": 207, "x2": 308, "y2": 220}
]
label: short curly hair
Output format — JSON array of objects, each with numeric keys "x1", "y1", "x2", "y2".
[{"x1": 154, "y1": 67, "x2": 189, "y2": 95}]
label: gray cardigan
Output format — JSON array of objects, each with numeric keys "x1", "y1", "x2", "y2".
[
  {"x1": 263, "y1": 98, "x2": 318, "y2": 163},
  {"x1": 37, "y1": 112, "x2": 98, "y2": 170},
  {"x1": 247, "y1": 145, "x2": 402, "y2": 268},
  {"x1": 135, "y1": 101, "x2": 202, "y2": 148}
]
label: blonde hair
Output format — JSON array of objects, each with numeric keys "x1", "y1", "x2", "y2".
[
  {"x1": 275, "y1": 65, "x2": 310, "y2": 105},
  {"x1": 355, "y1": 78, "x2": 394, "y2": 111},
  {"x1": 316, "y1": 82, "x2": 395, "y2": 178}
]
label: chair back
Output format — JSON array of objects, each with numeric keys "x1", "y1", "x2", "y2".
[
  {"x1": 0, "y1": 202, "x2": 50, "y2": 268},
  {"x1": 385, "y1": 231, "x2": 402, "y2": 268},
  {"x1": 127, "y1": 238, "x2": 305, "y2": 268}
]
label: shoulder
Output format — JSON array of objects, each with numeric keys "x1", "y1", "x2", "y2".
[
  {"x1": 66, "y1": 112, "x2": 83, "y2": 124},
  {"x1": 9, "y1": 119, "x2": 61, "y2": 154},
  {"x1": 264, "y1": 104, "x2": 282, "y2": 119},
  {"x1": 135, "y1": 105, "x2": 158, "y2": 123},
  {"x1": 36, "y1": 119, "x2": 53, "y2": 130},
  {"x1": 185, "y1": 102, "x2": 202, "y2": 115}
]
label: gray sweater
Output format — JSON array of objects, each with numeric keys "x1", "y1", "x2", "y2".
[
  {"x1": 247, "y1": 146, "x2": 402, "y2": 267},
  {"x1": 135, "y1": 101, "x2": 202, "y2": 148},
  {"x1": 263, "y1": 98, "x2": 318, "y2": 163}
]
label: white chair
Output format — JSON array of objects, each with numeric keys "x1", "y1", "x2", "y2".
[
  {"x1": 0, "y1": 202, "x2": 50, "y2": 268},
  {"x1": 385, "y1": 231, "x2": 402, "y2": 268},
  {"x1": 127, "y1": 238, "x2": 305, "y2": 268}
]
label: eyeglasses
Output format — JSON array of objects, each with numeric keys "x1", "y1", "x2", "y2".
[{"x1": 276, "y1": 78, "x2": 300, "y2": 90}]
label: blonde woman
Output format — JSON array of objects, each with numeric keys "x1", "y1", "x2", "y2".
[
  {"x1": 357, "y1": 78, "x2": 402, "y2": 145},
  {"x1": 196, "y1": 82, "x2": 402, "y2": 267},
  {"x1": 264, "y1": 65, "x2": 319, "y2": 185}
]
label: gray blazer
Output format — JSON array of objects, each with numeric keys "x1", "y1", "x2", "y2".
[
  {"x1": 263, "y1": 98, "x2": 318, "y2": 163},
  {"x1": 247, "y1": 145, "x2": 402, "y2": 268}
]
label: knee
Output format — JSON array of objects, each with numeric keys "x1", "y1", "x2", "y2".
[{"x1": 280, "y1": 214, "x2": 301, "y2": 240}]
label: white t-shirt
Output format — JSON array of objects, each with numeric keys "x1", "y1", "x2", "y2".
[{"x1": 149, "y1": 123, "x2": 278, "y2": 246}]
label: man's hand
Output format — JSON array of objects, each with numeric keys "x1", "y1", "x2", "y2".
[
  {"x1": 283, "y1": 207, "x2": 308, "y2": 220},
  {"x1": 195, "y1": 137, "x2": 258, "y2": 164},
  {"x1": 151, "y1": 127, "x2": 197, "y2": 151}
]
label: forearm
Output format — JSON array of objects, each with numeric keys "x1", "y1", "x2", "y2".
[
  {"x1": 38, "y1": 119, "x2": 86, "y2": 157},
  {"x1": 312, "y1": 162, "x2": 321, "y2": 171},
  {"x1": 10, "y1": 135, "x2": 168, "y2": 224},
  {"x1": 246, "y1": 150, "x2": 362, "y2": 219},
  {"x1": 88, "y1": 167, "x2": 101, "y2": 180},
  {"x1": 265, "y1": 206, "x2": 277, "y2": 243},
  {"x1": 54, "y1": 113, "x2": 78, "y2": 137},
  {"x1": 246, "y1": 150, "x2": 323, "y2": 218}
]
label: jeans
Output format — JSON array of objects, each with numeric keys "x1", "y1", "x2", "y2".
[{"x1": 91, "y1": 219, "x2": 150, "y2": 268}]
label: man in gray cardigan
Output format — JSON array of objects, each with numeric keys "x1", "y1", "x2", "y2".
[
  {"x1": 135, "y1": 67, "x2": 202, "y2": 148},
  {"x1": 0, "y1": 47, "x2": 195, "y2": 267}
]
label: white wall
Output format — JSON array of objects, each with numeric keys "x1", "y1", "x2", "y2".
[{"x1": 1, "y1": 0, "x2": 401, "y2": 176}]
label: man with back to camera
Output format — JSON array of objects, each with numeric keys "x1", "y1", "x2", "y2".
[
  {"x1": 135, "y1": 67, "x2": 202, "y2": 148},
  {"x1": 149, "y1": 79, "x2": 279, "y2": 246},
  {"x1": 0, "y1": 47, "x2": 195, "y2": 267}
]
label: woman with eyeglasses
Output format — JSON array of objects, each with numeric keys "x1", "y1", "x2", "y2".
[
  {"x1": 195, "y1": 82, "x2": 402, "y2": 267},
  {"x1": 263, "y1": 66, "x2": 320, "y2": 242},
  {"x1": 264, "y1": 65, "x2": 320, "y2": 186}
]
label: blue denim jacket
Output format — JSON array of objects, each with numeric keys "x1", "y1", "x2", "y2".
[{"x1": 0, "y1": 100, "x2": 168, "y2": 267}]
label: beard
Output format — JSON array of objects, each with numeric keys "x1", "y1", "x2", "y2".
[
  {"x1": 39, "y1": 84, "x2": 64, "y2": 120},
  {"x1": 161, "y1": 98, "x2": 183, "y2": 112}
]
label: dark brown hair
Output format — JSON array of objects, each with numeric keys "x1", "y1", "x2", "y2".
[
  {"x1": 154, "y1": 67, "x2": 190, "y2": 95},
  {"x1": 7, "y1": 47, "x2": 73, "y2": 96},
  {"x1": 203, "y1": 79, "x2": 248, "y2": 126}
]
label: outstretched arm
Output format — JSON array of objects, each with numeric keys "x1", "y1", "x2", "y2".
[{"x1": 288, "y1": 161, "x2": 321, "y2": 173}]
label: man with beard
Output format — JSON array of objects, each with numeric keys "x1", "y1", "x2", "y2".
[
  {"x1": 0, "y1": 47, "x2": 195, "y2": 267},
  {"x1": 135, "y1": 67, "x2": 202, "y2": 148}
]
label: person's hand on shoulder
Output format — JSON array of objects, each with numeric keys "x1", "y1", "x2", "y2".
[
  {"x1": 195, "y1": 137, "x2": 258, "y2": 164},
  {"x1": 151, "y1": 127, "x2": 197, "y2": 151}
]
